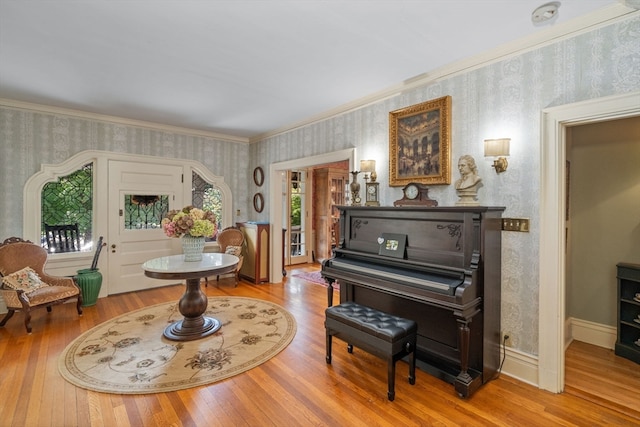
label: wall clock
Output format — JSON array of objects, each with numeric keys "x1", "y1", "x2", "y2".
[{"x1": 393, "y1": 182, "x2": 438, "y2": 207}]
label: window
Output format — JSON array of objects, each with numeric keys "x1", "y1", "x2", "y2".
[
  {"x1": 192, "y1": 172, "x2": 223, "y2": 240},
  {"x1": 124, "y1": 195, "x2": 170, "y2": 229},
  {"x1": 41, "y1": 163, "x2": 93, "y2": 252}
]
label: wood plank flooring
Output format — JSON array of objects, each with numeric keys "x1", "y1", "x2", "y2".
[
  {"x1": 565, "y1": 339, "x2": 640, "y2": 420},
  {"x1": 0, "y1": 264, "x2": 638, "y2": 426}
]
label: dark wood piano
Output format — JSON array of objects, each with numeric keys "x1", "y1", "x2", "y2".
[{"x1": 321, "y1": 205, "x2": 504, "y2": 398}]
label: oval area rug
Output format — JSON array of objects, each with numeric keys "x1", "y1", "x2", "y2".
[{"x1": 58, "y1": 296, "x2": 296, "y2": 394}]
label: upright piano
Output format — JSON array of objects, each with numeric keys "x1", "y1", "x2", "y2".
[{"x1": 321, "y1": 205, "x2": 504, "y2": 398}]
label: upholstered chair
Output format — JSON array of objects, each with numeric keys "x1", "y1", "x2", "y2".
[
  {"x1": 0, "y1": 237, "x2": 83, "y2": 333},
  {"x1": 211, "y1": 227, "x2": 245, "y2": 287}
]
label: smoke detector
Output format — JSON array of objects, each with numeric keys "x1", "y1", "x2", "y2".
[{"x1": 532, "y1": 2, "x2": 561, "y2": 25}]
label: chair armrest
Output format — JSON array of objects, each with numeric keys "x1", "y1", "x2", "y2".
[{"x1": 0, "y1": 287, "x2": 25, "y2": 309}]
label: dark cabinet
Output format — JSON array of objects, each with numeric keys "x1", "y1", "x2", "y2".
[{"x1": 615, "y1": 262, "x2": 640, "y2": 364}]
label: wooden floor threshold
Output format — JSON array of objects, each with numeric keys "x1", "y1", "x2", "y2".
[{"x1": 564, "y1": 384, "x2": 640, "y2": 422}]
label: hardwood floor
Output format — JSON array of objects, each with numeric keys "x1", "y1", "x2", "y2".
[
  {"x1": 565, "y1": 340, "x2": 640, "y2": 420},
  {"x1": 1, "y1": 264, "x2": 638, "y2": 426}
]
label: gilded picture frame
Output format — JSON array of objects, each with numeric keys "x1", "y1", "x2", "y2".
[{"x1": 389, "y1": 95, "x2": 451, "y2": 186}]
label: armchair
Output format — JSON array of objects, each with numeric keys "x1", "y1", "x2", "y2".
[
  {"x1": 211, "y1": 227, "x2": 245, "y2": 287},
  {"x1": 0, "y1": 237, "x2": 82, "y2": 333}
]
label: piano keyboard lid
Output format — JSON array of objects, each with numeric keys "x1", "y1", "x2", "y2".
[{"x1": 327, "y1": 258, "x2": 464, "y2": 295}]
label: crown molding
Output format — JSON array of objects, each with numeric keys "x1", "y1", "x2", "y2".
[
  {"x1": 250, "y1": 4, "x2": 637, "y2": 143},
  {"x1": 0, "y1": 98, "x2": 249, "y2": 144}
]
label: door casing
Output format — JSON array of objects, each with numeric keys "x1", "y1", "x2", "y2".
[{"x1": 23, "y1": 150, "x2": 233, "y2": 298}]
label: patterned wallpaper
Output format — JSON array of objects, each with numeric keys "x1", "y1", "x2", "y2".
[
  {"x1": 0, "y1": 112, "x2": 252, "y2": 236},
  {"x1": 0, "y1": 15, "x2": 638, "y2": 356},
  {"x1": 249, "y1": 15, "x2": 640, "y2": 355}
]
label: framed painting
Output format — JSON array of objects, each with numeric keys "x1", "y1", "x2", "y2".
[{"x1": 389, "y1": 95, "x2": 451, "y2": 186}]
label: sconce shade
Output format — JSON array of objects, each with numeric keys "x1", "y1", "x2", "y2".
[
  {"x1": 360, "y1": 159, "x2": 377, "y2": 182},
  {"x1": 360, "y1": 160, "x2": 375, "y2": 173},
  {"x1": 484, "y1": 138, "x2": 510, "y2": 157}
]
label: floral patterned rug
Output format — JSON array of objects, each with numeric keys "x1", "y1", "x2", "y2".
[
  {"x1": 58, "y1": 296, "x2": 296, "y2": 394},
  {"x1": 291, "y1": 271, "x2": 339, "y2": 290}
]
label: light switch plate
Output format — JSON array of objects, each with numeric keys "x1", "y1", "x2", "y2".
[{"x1": 502, "y1": 218, "x2": 530, "y2": 232}]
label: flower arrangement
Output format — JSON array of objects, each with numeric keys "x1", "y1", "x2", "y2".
[{"x1": 161, "y1": 206, "x2": 217, "y2": 238}]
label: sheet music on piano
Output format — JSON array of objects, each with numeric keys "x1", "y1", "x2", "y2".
[
  {"x1": 377, "y1": 233, "x2": 407, "y2": 258},
  {"x1": 321, "y1": 205, "x2": 504, "y2": 398}
]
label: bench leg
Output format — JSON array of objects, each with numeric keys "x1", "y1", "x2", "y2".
[
  {"x1": 347, "y1": 344, "x2": 353, "y2": 353},
  {"x1": 326, "y1": 332, "x2": 332, "y2": 364},
  {"x1": 387, "y1": 359, "x2": 396, "y2": 401},
  {"x1": 408, "y1": 341, "x2": 416, "y2": 385}
]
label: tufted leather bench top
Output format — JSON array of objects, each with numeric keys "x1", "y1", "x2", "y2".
[{"x1": 326, "y1": 301, "x2": 417, "y2": 342}]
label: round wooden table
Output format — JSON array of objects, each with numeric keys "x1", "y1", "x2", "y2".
[{"x1": 142, "y1": 253, "x2": 238, "y2": 341}]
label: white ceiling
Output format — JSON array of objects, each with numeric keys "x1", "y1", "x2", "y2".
[{"x1": 0, "y1": 1, "x2": 631, "y2": 141}]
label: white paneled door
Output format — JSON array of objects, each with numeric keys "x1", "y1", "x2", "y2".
[{"x1": 108, "y1": 160, "x2": 184, "y2": 294}]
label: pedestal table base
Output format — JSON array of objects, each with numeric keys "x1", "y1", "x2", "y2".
[{"x1": 163, "y1": 277, "x2": 221, "y2": 341}]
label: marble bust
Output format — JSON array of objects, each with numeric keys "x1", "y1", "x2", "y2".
[{"x1": 455, "y1": 154, "x2": 482, "y2": 206}]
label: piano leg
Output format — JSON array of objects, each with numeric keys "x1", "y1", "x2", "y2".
[
  {"x1": 455, "y1": 318, "x2": 474, "y2": 398},
  {"x1": 326, "y1": 278, "x2": 336, "y2": 307}
]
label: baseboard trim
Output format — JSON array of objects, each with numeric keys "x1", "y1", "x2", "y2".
[
  {"x1": 500, "y1": 347, "x2": 539, "y2": 387},
  {"x1": 568, "y1": 317, "x2": 617, "y2": 350}
]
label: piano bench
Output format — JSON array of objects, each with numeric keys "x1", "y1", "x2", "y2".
[{"x1": 325, "y1": 301, "x2": 417, "y2": 401}]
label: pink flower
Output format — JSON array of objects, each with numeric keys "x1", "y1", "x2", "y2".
[{"x1": 162, "y1": 221, "x2": 177, "y2": 237}]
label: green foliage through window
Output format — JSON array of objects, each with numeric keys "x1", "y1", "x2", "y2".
[
  {"x1": 290, "y1": 193, "x2": 301, "y2": 226},
  {"x1": 192, "y1": 172, "x2": 223, "y2": 239},
  {"x1": 124, "y1": 195, "x2": 169, "y2": 229},
  {"x1": 41, "y1": 163, "x2": 93, "y2": 251}
]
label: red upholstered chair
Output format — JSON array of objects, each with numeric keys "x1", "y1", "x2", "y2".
[{"x1": 0, "y1": 237, "x2": 82, "y2": 333}]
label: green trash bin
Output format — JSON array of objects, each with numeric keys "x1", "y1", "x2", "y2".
[{"x1": 76, "y1": 268, "x2": 102, "y2": 307}]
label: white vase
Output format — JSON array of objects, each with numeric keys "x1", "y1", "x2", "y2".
[{"x1": 181, "y1": 235, "x2": 205, "y2": 262}]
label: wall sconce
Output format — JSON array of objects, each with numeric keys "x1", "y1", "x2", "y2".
[
  {"x1": 360, "y1": 160, "x2": 379, "y2": 206},
  {"x1": 484, "y1": 138, "x2": 510, "y2": 174}
]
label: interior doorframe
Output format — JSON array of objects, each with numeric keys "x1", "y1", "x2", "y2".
[
  {"x1": 539, "y1": 90, "x2": 640, "y2": 393},
  {"x1": 268, "y1": 148, "x2": 356, "y2": 283}
]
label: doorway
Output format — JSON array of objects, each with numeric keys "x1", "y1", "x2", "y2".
[
  {"x1": 107, "y1": 160, "x2": 183, "y2": 294},
  {"x1": 563, "y1": 116, "x2": 640, "y2": 413},
  {"x1": 539, "y1": 90, "x2": 640, "y2": 393},
  {"x1": 268, "y1": 149, "x2": 356, "y2": 283},
  {"x1": 284, "y1": 169, "x2": 310, "y2": 265}
]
